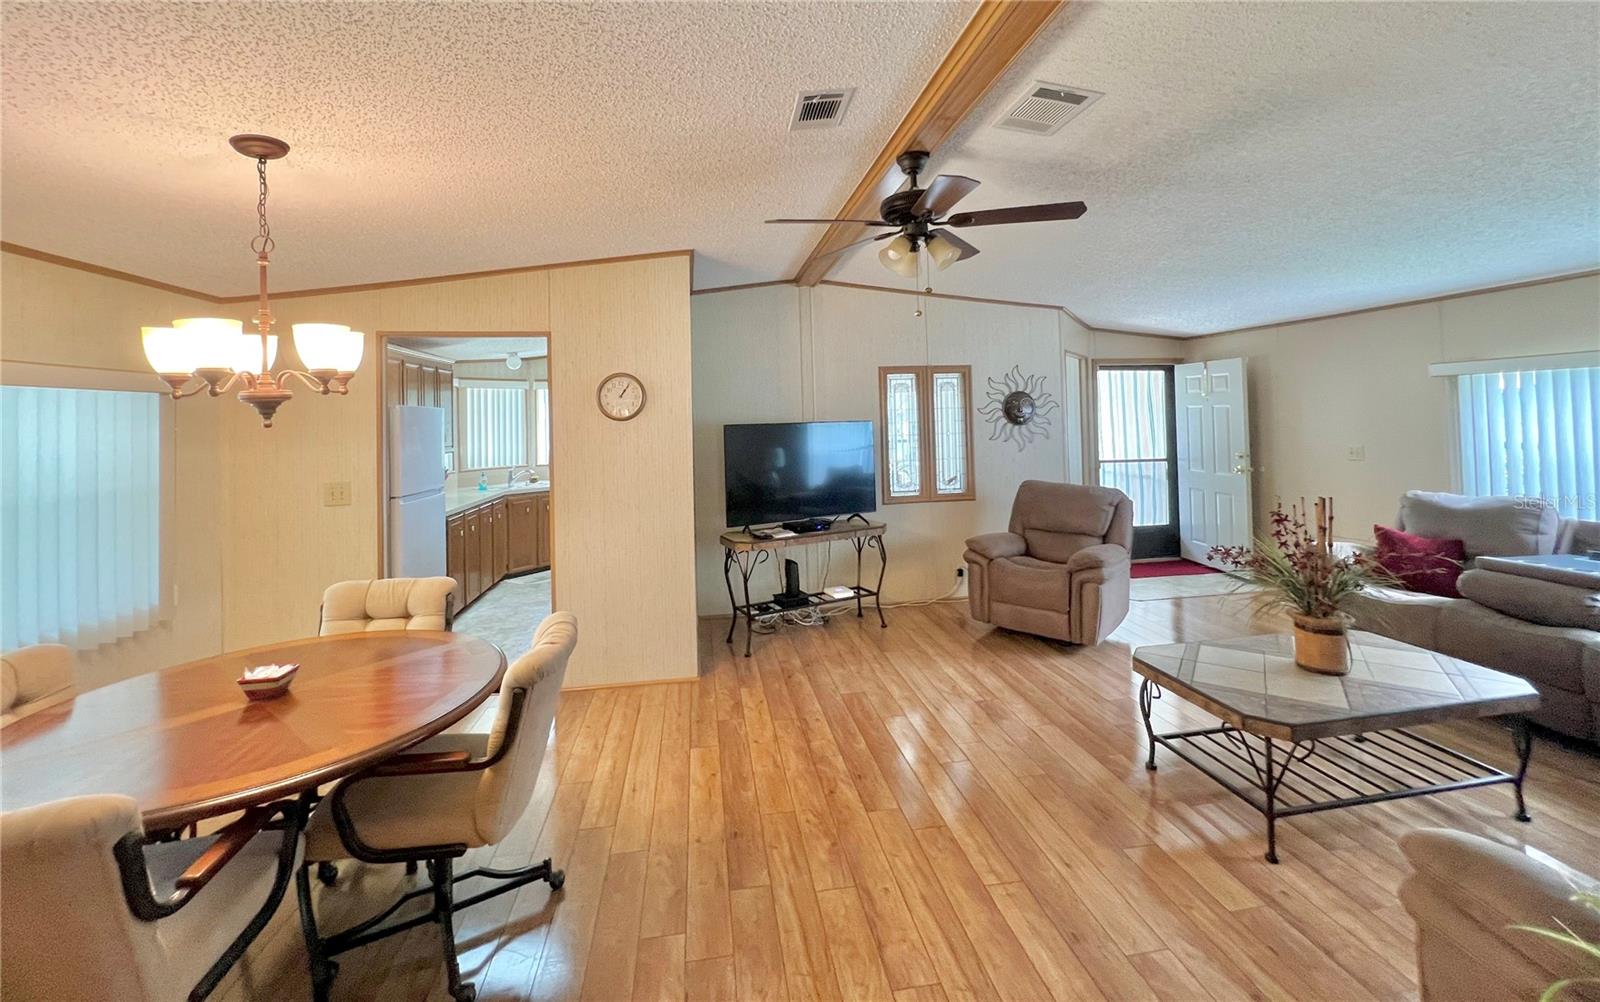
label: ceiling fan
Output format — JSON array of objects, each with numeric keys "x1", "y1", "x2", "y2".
[{"x1": 766, "y1": 150, "x2": 1087, "y2": 277}]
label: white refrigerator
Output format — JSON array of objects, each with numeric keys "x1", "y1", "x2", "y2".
[{"x1": 387, "y1": 405, "x2": 447, "y2": 577}]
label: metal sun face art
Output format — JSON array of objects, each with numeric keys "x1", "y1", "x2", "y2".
[{"x1": 978, "y1": 366, "x2": 1059, "y2": 451}]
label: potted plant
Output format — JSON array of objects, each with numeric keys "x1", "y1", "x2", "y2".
[{"x1": 1209, "y1": 496, "x2": 1394, "y2": 675}]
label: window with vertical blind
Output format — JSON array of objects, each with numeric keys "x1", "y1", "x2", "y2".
[
  {"x1": 878, "y1": 365, "x2": 974, "y2": 503},
  {"x1": 1, "y1": 385, "x2": 163, "y2": 651},
  {"x1": 1096, "y1": 367, "x2": 1172, "y2": 526},
  {"x1": 459, "y1": 381, "x2": 528, "y2": 470},
  {"x1": 1456, "y1": 365, "x2": 1597, "y2": 518},
  {"x1": 533, "y1": 383, "x2": 551, "y2": 467}
]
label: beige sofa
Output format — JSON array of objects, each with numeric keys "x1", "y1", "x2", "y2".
[
  {"x1": 1343, "y1": 492, "x2": 1600, "y2": 740},
  {"x1": 1401, "y1": 828, "x2": 1600, "y2": 1002},
  {"x1": 963, "y1": 481, "x2": 1133, "y2": 645}
]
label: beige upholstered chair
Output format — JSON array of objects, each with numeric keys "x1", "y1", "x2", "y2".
[
  {"x1": 298, "y1": 612, "x2": 576, "y2": 1002},
  {"x1": 0, "y1": 795, "x2": 303, "y2": 1002},
  {"x1": 1400, "y1": 828, "x2": 1600, "y2": 1001},
  {"x1": 1, "y1": 643, "x2": 77, "y2": 726},
  {"x1": 963, "y1": 481, "x2": 1133, "y2": 645},
  {"x1": 317, "y1": 577, "x2": 456, "y2": 635}
]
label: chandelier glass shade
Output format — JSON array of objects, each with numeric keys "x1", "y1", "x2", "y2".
[{"x1": 140, "y1": 135, "x2": 362, "y2": 427}]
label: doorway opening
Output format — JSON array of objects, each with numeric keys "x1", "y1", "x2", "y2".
[
  {"x1": 1095, "y1": 364, "x2": 1180, "y2": 560},
  {"x1": 378, "y1": 333, "x2": 553, "y2": 659}
]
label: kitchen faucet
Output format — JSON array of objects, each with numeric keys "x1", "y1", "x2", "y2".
[{"x1": 508, "y1": 466, "x2": 538, "y2": 485}]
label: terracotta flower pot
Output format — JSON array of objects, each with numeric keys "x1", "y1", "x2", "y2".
[{"x1": 1290, "y1": 613, "x2": 1352, "y2": 675}]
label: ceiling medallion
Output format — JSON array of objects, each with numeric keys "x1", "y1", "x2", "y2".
[
  {"x1": 139, "y1": 134, "x2": 363, "y2": 427},
  {"x1": 978, "y1": 365, "x2": 1060, "y2": 451}
]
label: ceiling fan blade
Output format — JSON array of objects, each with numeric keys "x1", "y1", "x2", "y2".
[
  {"x1": 946, "y1": 200, "x2": 1087, "y2": 227},
  {"x1": 929, "y1": 228, "x2": 980, "y2": 261},
  {"x1": 813, "y1": 231, "x2": 897, "y2": 260},
  {"x1": 765, "y1": 217, "x2": 893, "y2": 225},
  {"x1": 911, "y1": 175, "x2": 980, "y2": 217}
]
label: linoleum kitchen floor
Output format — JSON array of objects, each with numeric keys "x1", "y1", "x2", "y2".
[{"x1": 455, "y1": 571, "x2": 553, "y2": 660}]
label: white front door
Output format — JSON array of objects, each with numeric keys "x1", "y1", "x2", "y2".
[{"x1": 1175, "y1": 357, "x2": 1253, "y2": 567}]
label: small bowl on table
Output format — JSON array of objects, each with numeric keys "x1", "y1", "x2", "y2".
[{"x1": 237, "y1": 663, "x2": 300, "y2": 701}]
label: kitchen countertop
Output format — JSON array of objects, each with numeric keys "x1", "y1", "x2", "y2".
[{"x1": 445, "y1": 481, "x2": 549, "y2": 517}]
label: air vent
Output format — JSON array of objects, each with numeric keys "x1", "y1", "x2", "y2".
[
  {"x1": 994, "y1": 82, "x2": 1102, "y2": 136},
  {"x1": 790, "y1": 88, "x2": 855, "y2": 130}
]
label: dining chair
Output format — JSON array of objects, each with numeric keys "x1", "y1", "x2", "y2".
[
  {"x1": 297, "y1": 611, "x2": 576, "y2": 1002},
  {"x1": 317, "y1": 577, "x2": 457, "y2": 635},
  {"x1": 0, "y1": 794, "x2": 304, "y2": 1002},
  {"x1": 1, "y1": 643, "x2": 77, "y2": 726}
]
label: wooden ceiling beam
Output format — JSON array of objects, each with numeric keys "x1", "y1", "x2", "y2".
[{"x1": 792, "y1": 0, "x2": 1065, "y2": 287}]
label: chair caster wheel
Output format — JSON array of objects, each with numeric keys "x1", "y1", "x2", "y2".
[
  {"x1": 548, "y1": 868, "x2": 566, "y2": 891},
  {"x1": 316, "y1": 862, "x2": 339, "y2": 887},
  {"x1": 450, "y1": 983, "x2": 477, "y2": 1002}
]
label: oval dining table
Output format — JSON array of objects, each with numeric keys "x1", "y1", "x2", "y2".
[{"x1": 0, "y1": 631, "x2": 506, "y2": 832}]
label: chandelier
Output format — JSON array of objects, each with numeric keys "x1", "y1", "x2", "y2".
[{"x1": 141, "y1": 135, "x2": 363, "y2": 427}]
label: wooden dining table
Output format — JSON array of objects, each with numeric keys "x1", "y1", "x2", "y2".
[{"x1": 0, "y1": 631, "x2": 506, "y2": 832}]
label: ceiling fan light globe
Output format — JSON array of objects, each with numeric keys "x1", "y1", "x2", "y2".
[
  {"x1": 927, "y1": 235, "x2": 962, "y2": 271},
  {"x1": 882, "y1": 234, "x2": 913, "y2": 261},
  {"x1": 880, "y1": 244, "x2": 919, "y2": 278},
  {"x1": 505, "y1": 352, "x2": 523, "y2": 371}
]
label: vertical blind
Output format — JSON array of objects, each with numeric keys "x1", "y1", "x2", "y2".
[
  {"x1": 1, "y1": 386, "x2": 162, "y2": 651},
  {"x1": 460, "y1": 382, "x2": 527, "y2": 469},
  {"x1": 534, "y1": 384, "x2": 551, "y2": 467},
  {"x1": 1457, "y1": 366, "x2": 1598, "y2": 518},
  {"x1": 1096, "y1": 368, "x2": 1171, "y2": 526}
]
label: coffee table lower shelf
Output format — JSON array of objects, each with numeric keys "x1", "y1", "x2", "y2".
[{"x1": 1139, "y1": 681, "x2": 1534, "y2": 864}]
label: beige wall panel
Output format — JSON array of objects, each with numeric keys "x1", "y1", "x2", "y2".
[{"x1": 548, "y1": 255, "x2": 698, "y2": 685}]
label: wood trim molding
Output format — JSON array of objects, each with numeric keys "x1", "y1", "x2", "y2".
[
  {"x1": 1178, "y1": 267, "x2": 1600, "y2": 342},
  {"x1": 0, "y1": 241, "x2": 225, "y2": 302},
  {"x1": 689, "y1": 280, "x2": 796, "y2": 297},
  {"x1": 793, "y1": 1, "x2": 1066, "y2": 287},
  {"x1": 215, "y1": 249, "x2": 695, "y2": 303},
  {"x1": 0, "y1": 241, "x2": 692, "y2": 304}
]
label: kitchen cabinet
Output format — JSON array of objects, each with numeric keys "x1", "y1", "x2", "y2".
[
  {"x1": 477, "y1": 501, "x2": 494, "y2": 603},
  {"x1": 446, "y1": 513, "x2": 466, "y2": 612},
  {"x1": 535, "y1": 493, "x2": 551, "y2": 569},
  {"x1": 384, "y1": 356, "x2": 404, "y2": 408},
  {"x1": 507, "y1": 497, "x2": 538, "y2": 573},
  {"x1": 402, "y1": 362, "x2": 424, "y2": 406},
  {"x1": 492, "y1": 499, "x2": 509, "y2": 581},
  {"x1": 451, "y1": 489, "x2": 550, "y2": 612},
  {"x1": 465, "y1": 510, "x2": 484, "y2": 603}
]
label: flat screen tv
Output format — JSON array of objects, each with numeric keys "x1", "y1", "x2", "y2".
[{"x1": 724, "y1": 421, "x2": 877, "y2": 528}]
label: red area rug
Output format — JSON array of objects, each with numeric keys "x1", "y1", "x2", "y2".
[{"x1": 1130, "y1": 559, "x2": 1220, "y2": 579}]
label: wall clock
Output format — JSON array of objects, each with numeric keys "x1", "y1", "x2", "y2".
[{"x1": 597, "y1": 372, "x2": 646, "y2": 421}]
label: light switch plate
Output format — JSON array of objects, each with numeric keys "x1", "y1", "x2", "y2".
[
  {"x1": 1346, "y1": 445, "x2": 1366, "y2": 462},
  {"x1": 322, "y1": 481, "x2": 352, "y2": 506}
]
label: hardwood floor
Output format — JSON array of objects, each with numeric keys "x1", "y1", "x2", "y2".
[{"x1": 224, "y1": 595, "x2": 1600, "y2": 1001}]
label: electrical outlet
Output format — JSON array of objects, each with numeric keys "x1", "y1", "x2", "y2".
[
  {"x1": 955, "y1": 567, "x2": 965, "y2": 579},
  {"x1": 322, "y1": 481, "x2": 352, "y2": 507},
  {"x1": 1346, "y1": 445, "x2": 1366, "y2": 462}
]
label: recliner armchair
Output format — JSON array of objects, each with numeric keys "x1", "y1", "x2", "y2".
[{"x1": 964, "y1": 481, "x2": 1133, "y2": 645}]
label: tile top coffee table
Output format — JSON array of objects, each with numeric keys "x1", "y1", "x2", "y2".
[{"x1": 1132, "y1": 631, "x2": 1540, "y2": 863}]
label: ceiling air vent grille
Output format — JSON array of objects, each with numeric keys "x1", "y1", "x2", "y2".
[
  {"x1": 995, "y1": 82, "x2": 1102, "y2": 136},
  {"x1": 790, "y1": 88, "x2": 855, "y2": 130}
]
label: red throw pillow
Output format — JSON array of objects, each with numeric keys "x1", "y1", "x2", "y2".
[{"x1": 1373, "y1": 524, "x2": 1466, "y2": 598}]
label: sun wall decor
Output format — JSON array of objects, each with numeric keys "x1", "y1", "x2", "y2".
[{"x1": 978, "y1": 365, "x2": 1059, "y2": 451}]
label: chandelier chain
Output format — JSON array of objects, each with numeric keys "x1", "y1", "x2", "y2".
[{"x1": 250, "y1": 157, "x2": 275, "y2": 256}]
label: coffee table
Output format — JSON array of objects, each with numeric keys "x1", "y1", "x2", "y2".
[{"x1": 1132, "y1": 632, "x2": 1540, "y2": 863}]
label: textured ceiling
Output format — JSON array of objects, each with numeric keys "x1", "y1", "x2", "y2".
[
  {"x1": 1, "y1": 0, "x2": 974, "y2": 295},
  {"x1": 831, "y1": 1, "x2": 1600, "y2": 335},
  {"x1": 390, "y1": 336, "x2": 546, "y2": 362}
]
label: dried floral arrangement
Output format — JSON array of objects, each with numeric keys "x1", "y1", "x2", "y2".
[{"x1": 1208, "y1": 496, "x2": 1394, "y2": 618}]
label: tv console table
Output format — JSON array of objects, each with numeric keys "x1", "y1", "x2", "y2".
[{"x1": 720, "y1": 521, "x2": 888, "y2": 657}]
